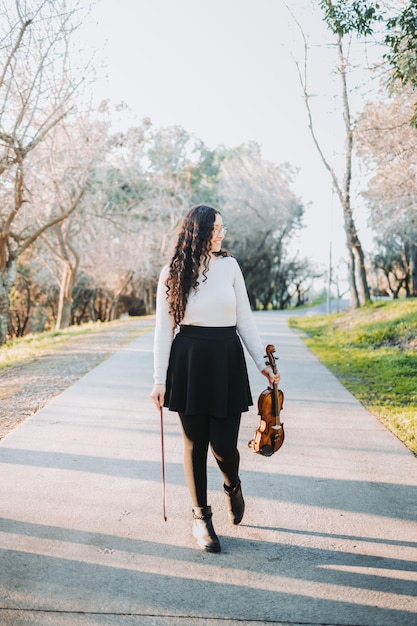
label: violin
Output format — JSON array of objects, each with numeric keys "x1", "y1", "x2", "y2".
[{"x1": 248, "y1": 344, "x2": 284, "y2": 457}]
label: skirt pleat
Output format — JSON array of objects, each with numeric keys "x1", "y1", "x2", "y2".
[{"x1": 164, "y1": 325, "x2": 253, "y2": 417}]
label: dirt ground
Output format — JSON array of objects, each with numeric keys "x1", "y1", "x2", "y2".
[{"x1": 0, "y1": 318, "x2": 153, "y2": 441}]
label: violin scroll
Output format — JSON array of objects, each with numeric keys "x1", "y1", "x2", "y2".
[{"x1": 265, "y1": 344, "x2": 277, "y2": 371}]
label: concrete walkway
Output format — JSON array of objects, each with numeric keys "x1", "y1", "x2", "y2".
[{"x1": 0, "y1": 311, "x2": 416, "y2": 626}]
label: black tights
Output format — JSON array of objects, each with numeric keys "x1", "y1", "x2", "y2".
[{"x1": 178, "y1": 412, "x2": 242, "y2": 507}]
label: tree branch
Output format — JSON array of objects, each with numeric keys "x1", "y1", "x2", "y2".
[
  {"x1": 0, "y1": 18, "x2": 32, "y2": 88},
  {"x1": 19, "y1": 186, "x2": 86, "y2": 254}
]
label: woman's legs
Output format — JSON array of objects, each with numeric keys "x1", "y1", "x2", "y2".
[
  {"x1": 179, "y1": 412, "x2": 244, "y2": 549},
  {"x1": 178, "y1": 412, "x2": 242, "y2": 505}
]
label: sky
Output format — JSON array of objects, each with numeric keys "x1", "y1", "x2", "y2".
[{"x1": 80, "y1": 0, "x2": 377, "y2": 276}]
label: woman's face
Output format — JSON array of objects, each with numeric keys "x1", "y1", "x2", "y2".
[{"x1": 210, "y1": 213, "x2": 226, "y2": 253}]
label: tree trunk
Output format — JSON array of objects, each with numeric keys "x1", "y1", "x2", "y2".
[
  {"x1": 337, "y1": 36, "x2": 371, "y2": 308},
  {"x1": 345, "y1": 215, "x2": 370, "y2": 306},
  {"x1": 409, "y1": 242, "x2": 417, "y2": 297},
  {"x1": 56, "y1": 262, "x2": 76, "y2": 330},
  {"x1": 106, "y1": 272, "x2": 133, "y2": 322},
  {"x1": 347, "y1": 246, "x2": 360, "y2": 308},
  {"x1": 88, "y1": 291, "x2": 97, "y2": 322},
  {"x1": 0, "y1": 249, "x2": 16, "y2": 345},
  {"x1": 0, "y1": 276, "x2": 10, "y2": 345}
]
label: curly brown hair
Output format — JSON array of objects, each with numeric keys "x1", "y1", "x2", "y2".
[{"x1": 165, "y1": 205, "x2": 227, "y2": 329}]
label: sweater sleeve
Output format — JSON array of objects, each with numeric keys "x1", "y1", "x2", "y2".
[
  {"x1": 153, "y1": 266, "x2": 173, "y2": 384},
  {"x1": 233, "y1": 261, "x2": 266, "y2": 372}
]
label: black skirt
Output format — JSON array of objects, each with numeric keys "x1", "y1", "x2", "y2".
[{"x1": 164, "y1": 325, "x2": 253, "y2": 417}]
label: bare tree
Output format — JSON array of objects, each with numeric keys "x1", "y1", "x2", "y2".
[
  {"x1": 356, "y1": 89, "x2": 417, "y2": 296},
  {"x1": 286, "y1": 2, "x2": 372, "y2": 308},
  {"x1": 356, "y1": 89, "x2": 417, "y2": 219},
  {"x1": 33, "y1": 109, "x2": 110, "y2": 329},
  {"x1": 218, "y1": 142, "x2": 306, "y2": 308},
  {"x1": 0, "y1": 0, "x2": 90, "y2": 343},
  {"x1": 85, "y1": 122, "x2": 223, "y2": 316}
]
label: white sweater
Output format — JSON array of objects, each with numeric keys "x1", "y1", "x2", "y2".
[{"x1": 153, "y1": 254, "x2": 266, "y2": 384}]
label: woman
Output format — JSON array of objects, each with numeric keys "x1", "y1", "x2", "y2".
[{"x1": 151, "y1": 205, "x2": 280, "y2": 553}]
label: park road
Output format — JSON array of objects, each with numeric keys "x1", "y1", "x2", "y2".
[{"x1": 0, "y1": 310, "x2": 416, "y2": 626}]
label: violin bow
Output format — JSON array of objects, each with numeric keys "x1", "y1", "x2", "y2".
[{"x1": 159, "y1": 406, "x2": 167, "y2": 522}]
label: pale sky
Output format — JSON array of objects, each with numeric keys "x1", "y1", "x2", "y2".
[{"x1": 81, "y1": 0, "x2": 376, "y2": 272}]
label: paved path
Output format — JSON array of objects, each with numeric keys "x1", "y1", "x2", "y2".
[{"x1": 0, "y1": 311, "x2": 416, "y2": 626}]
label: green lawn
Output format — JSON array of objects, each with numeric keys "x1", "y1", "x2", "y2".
[{"x1": 289, "y1": 299, "x2": 417, "y2": 455}]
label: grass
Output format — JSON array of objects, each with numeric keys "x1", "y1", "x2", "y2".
[
  {"x1": 289, "y1": 299, "x2": 417, "y2": 456},
  {"x1": 0, "y1": 316, "x2": 153, "y2": 371}
]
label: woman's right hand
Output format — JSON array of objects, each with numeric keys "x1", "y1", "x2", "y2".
[{"x1": 151, "y1": 383, "x2": 166, "y2": 409}]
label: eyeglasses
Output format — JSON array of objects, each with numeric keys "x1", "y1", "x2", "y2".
[{"x1": 212, "y1": 226, "x2": 227, "y2": 237}]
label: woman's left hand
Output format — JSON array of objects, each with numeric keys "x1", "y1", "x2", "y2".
[{"x1": 262, "y1": 365, "x2": 281, "y2": 388}]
